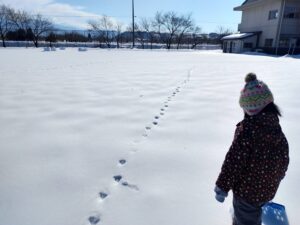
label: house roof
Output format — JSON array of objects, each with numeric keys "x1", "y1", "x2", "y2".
[
  {"x1": 234, "y1": 0, "x2": 263, "y2": 11},
  {"x1": 221, "y1": 33, "x2": 256, "y2": 40},
  {"x1": 242, "y1": 0, "x2": 259, "y2": 5}
]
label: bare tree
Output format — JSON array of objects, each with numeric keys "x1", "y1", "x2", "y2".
[
  {"x1": 45, "y1": 32, "x2": 56, "y2": 47},
  {"x1": 7, "y1": 8, "x2": 36, "y2": 46},
  {"x1": 216, "y1": 26, "x2": 232, "y2": 35},
  {"x1": 115, "y1": 22, "x2": 123, "y2": 48},
  {"x1": 88, "y1": 20, "x2": 104, "y2": 47},
  {"x1": 176, "y1": 14, "x2": 194, "y2": 49},
  {"x1": 140, "y1": 18, "x2": 156, "y2": 49},
  {"x1": 135, "y1": 23, "x2": 146, "y2": 49},
  {"x1": 160, "y1": 11, "x2": 185, "y2": 49},
  {"x1": 0, "y1": 5, "x2": 14, "y2": 47},
  {"x1": 88, "y1": 15, "x2": 114, "y2": 48},
  {"x1": 127, "y1": 22, "x2": 145, "y2": 48},
  {"x1": 152, "y1": 12, "x2": 163, "y2": 44},
  {"x1": 190, "y1": 26, "x2": 203, "y2": 49},
  {"x1": 7, "y1": 8, "x2": 31, "y2": 31},
  {"x1": 100, "y1": 15, "x2": 114, "y2": 47},
  {"x1": 30, "y1": 14, "x2": 53, "y2": 47},
  {"x1": 216, "y1": 26, "x2": 233, "y2": 39}
]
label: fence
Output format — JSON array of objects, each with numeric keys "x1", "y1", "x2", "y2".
[{"x1": 0, "y1": 40, "x2": 221, "y2": 50}]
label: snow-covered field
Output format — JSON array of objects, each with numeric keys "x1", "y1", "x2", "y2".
[{"x1": 0, "y1": 48, "x2": 299, "y2": 225}]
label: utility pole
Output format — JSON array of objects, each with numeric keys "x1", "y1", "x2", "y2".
[
  {"x1": 275, "y1": 0, "x2": 286, "y2": 55},
  {"x1": 132, "y1": 0, "x2": 135, "y2": 48}
]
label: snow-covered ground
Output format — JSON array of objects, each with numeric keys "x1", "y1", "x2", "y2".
[{"x1": 0, "y1": 48, "x2": 299, "y2": 225}]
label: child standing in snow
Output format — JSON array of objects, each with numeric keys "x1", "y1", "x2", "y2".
[{"x1": 215, "y1": 73, "x2": 289, "y2": 225}]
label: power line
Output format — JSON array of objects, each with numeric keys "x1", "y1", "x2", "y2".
[
  {"x1": 195, "y1": 20, "x2": 238, "y2": 25},
  {"x1": 38, "y1": 14, "x2": 238, "y2": 25},
  {"x1": 41, "y1": 14, "x2": 132, "y2": 18}
]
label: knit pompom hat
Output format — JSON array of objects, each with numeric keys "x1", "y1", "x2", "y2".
[{"x1": 239, "y1": 73, "x2": 274, "y2": 116}]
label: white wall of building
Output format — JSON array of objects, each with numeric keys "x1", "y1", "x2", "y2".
[
  {"x1": 243, "y1": 35, "x2": 259, "y2": 49},
  {"x1": 281, "y1": 0, "x2": 300, "y2": 36},
  {"x1": 239, "y1": 0, "x2": 282, "y2": 47},
  {"x1": 223, "y1": 35, "x2": 258, "y2": 53}
]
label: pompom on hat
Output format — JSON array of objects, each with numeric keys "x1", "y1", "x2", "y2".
[{"x1": 239, "y1": 73, "x2": 274, "y2": 116}]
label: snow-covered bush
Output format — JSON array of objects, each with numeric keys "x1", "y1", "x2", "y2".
[
  {"x1": 43, "y1": 47, "x2": 51, "y2": 51},
  {"x1": 78, "y1": 47, "x2": 88, "y2": 52}
]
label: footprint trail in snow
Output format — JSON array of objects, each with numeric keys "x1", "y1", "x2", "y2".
[{"x1": 86, "y1": 68, "x2": 193, "y2": 224}]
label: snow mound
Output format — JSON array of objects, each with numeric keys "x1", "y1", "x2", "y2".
[
  {"x1": 43, "y1": 47, "x2": 51, "y2": 51},
  {"x1": 78, "y1": 47, "x2": 88, "y2": 52}
]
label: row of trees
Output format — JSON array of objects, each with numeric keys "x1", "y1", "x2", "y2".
[
  {"x1": 0, "y1": 4, "x2": 233, "y2": 49},
  {"x1": 0, "y1": 4, "x2": 53, "y2": 47},
  {"x1": 88, "y1": 12, "x2": 232, "y2": 49}
]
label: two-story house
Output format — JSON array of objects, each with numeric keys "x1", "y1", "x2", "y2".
[{"x1": 222, "y1": 0, "x2": 300, "y2": 55}]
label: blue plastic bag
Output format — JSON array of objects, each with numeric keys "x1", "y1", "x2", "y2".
[{"x1": 262, "y1": 202, "x2": 289, "y2": 225}]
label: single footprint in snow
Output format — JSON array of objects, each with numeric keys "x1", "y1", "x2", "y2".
[
  {"x1": 160, "y1": 108, "x2": 165, "y2": 111},
  {"x1": 99, "y1": 192, "x2": 108, "y2": 199},
  {"x1": 119, "y1": 159, "x2": 127, "y2": 165},
  {"x1": 164, "y1": 105, "x2": 168, "y2": 108},
  {"x1": 145, "y1": 126, "x2": 151, "y2": 130},
  {"x1": 153, "y1": 121, "x2": 158, "y2": 125},
  {"x1": 130, "y1": 147, "x2": 139, "y2": 153},
  {"x1": 122, "y1": 181, "x2": 139, "y2": 191},
  {"x1": 154, "y1": 116, "x2": 159, "y2": 119},
  {"x1": 133, "y1": 139, "x2": 140, "y2": 144},
  {"x1": 160, "y1": 112, "x2": 164, "y2": 116},
  {"x1": 88, "y1": 216, "x2": 100, "y2": 225},
  {"x1": 113, "y1": 175, "x2": 123, "y2": 182}
]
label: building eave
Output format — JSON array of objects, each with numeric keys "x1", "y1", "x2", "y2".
[
  {"x1": 234, "y1": 0, "x2": 265, "y2": 11},
  {"x1": 222, "y1": 32, "x2": 260, "y2": 40}
]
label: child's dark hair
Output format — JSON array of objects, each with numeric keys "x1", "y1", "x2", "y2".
[
  {"x1": 245, "y1": 102, "x2": 282, "y2": 118},
  {"x1": 262, "y1": 102, "x2": 282, "y2": 117}
]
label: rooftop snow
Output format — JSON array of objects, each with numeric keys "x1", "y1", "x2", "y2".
[{"x1": 222, "y1": 33, "x2": 255, "y2": 40}]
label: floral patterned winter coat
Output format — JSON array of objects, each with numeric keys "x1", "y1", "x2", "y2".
[{"x1": 216, "y1": 111, "x2": 289, "y2": 205}]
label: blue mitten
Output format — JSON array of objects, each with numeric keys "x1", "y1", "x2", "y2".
[{"x1": 214, "y1": 186, "x2": 228, "y2": 203}]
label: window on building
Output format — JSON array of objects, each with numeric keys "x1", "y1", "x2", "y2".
[
  {"x1": 284, "y1": 7, "x2": 300, "y2": 19},
  {"x1": 265, "y1": 39, "x2": 273, "y2": 47},
  {"x1": 279, "y1": 38, "x2": 290, "y2": 47},
  {"x1": 244, "y1": 42, "x2": 253, "y2": 48},
  {"x1": 268, "y1": 10, "x2": 279, "y2": 20}
]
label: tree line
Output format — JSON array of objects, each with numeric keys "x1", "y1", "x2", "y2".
[
  {"x1": 0, "y1": 5, "x2": 53, "y2": 47},
  {"x1": 88, "y1": 12, "x2": 233, "y2": 49},
  {"x1": 0, "y1": 4, "x2": 233, "y2": 49}
]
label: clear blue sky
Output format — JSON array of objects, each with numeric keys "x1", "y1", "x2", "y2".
[
  {"x1": 1, "y1": 0, "x2": 243, "y2": 33},
  {"x1": 60, "y1": 0, "x2": 242, "y2": 32}
]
